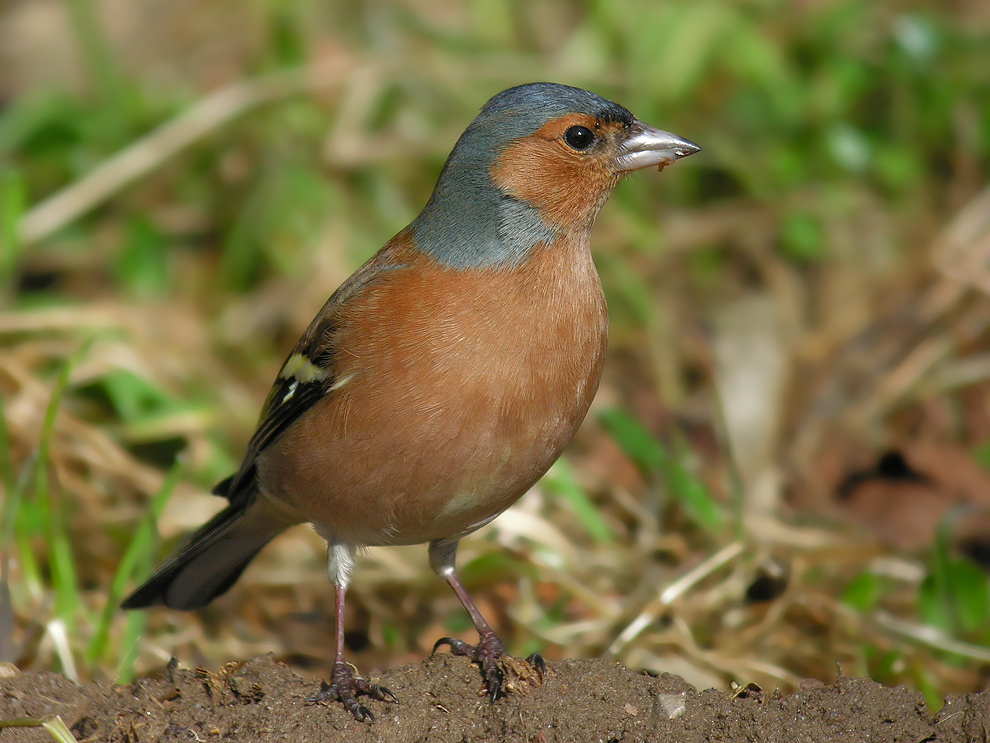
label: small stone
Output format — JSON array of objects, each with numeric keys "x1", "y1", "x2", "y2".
[{"x1": 658, "y1": 692, "x2": 688, "y2": 720}]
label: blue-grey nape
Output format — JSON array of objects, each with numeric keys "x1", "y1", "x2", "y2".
[{"x1": 410, "y1": 83, "x2": 630, "y2": 269}]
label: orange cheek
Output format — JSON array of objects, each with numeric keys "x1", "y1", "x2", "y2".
[{"x1": 490, "y1": 138, "x2": 618, "y2": 230}]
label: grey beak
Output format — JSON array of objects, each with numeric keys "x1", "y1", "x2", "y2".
[{"x1": 613, "y1": 121, "x2": 701, "y2": 172}]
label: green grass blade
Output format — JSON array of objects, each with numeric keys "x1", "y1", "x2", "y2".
[
  {"x1": 0, "y1": 716, "x2": 79, "y2": 743},
  {"x1": 86, "y1": 458, "x2": 180, "y2": 668},
  {"x1": 0, "y1": 169, "x2": 24, "y2": 288},
  {"x1": 599, "y1": 408, "x2": 723, "y2": 530},
  {"x1": 0, "y1": 397, "x2": 16, "y2": 524},
  {"x1": 61, "y1": 0, "x2": 128, "y2": 110},
  {"x1": 36, "y1": 338, "x2": 94, "y2": 626},
  {"x1": 598, "y1": 408, "x2": 665, "y2": 471},
  {"x1": 543, "y1": 458, "x2": 614, "y2": 544},
  {"x1": 918, "y1": 506, "x2": 990, "y2": 646}
]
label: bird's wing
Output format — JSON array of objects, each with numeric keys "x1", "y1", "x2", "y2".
[
  {"x1": 214, "y1": 250, "x2": 408, "y2": 504},
  {"x1": 212, "y1": 310, "x2": 337, "y2": 503}
]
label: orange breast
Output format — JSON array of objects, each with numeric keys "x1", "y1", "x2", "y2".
[{"x1": 257, "y1": 233, "x2": 607, "y2": 547}]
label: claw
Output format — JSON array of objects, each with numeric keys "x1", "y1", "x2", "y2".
[
  {"x1": 307, "y1": 679, "x2": 332, "y2": 703},
  {"x1": 307, "y1": 661, "x2": 397, "y2": 722},
  {"x1": 379, "y1": 685, "x2": 399, "y2": 704},
  {"x1": 526, "y1": 652, "x2": 547, "y2": 677},
  {"x1": 432, "y1": 629, "x2": 544, "y2": 701},
  {"x1": 432, "y1": 636, "x2": 473, "y2": 655},
  {"x1": 488, "y1": 668, "x2": 503, "y2": 703}
]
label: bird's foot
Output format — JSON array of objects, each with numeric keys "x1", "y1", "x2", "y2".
[
  {"x1": 433, "y1": 629, "x2": 546, "y2": 701},
  {"x1": 307, "y1": 659, "x2": 397, "y2": 723}
]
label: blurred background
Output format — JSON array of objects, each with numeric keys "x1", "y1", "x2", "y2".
[{"x1": 2, "y1": 0, "x2": 989, "y2": 710}]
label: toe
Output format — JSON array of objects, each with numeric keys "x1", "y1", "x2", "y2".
[
  {"x1": 377, "y1": 685, "x2": 399, "y2": 704},
  {"x1": 307, "y1": 663, "x2": 394, "y2": 722},
  {"x1": 432, "y1": 636, "x2": 477, "y2": 658},
  {"x1": 306, "y1": 679, "x2": 335, "y2": 704},
  {"x1": 485, "y1": 662, "x2": 504, "y2": 702}
]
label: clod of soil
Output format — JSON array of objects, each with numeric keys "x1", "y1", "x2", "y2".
[{"x1": 2, "y1": 654, "x2": 988, "y2": 742}]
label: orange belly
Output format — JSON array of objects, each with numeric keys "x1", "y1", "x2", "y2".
[{"x1": 256, "y1": 236, "x2": 607, "y2": 547}]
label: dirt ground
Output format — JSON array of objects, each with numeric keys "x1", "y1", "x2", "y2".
[{"x1": 2, "y1": 654, "x2": 988, "y2": 743}]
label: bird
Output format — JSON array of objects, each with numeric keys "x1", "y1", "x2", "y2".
[{"x1": 122, "y1": 82, "x2": 700, "y2": 722}]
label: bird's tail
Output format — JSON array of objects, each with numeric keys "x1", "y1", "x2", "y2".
[{"x1": 121, "y1": 491, "x2": 295, "y2": 611}]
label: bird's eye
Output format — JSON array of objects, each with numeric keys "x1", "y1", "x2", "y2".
[{"x1": 563, "y1": 126, "x2": 595, "y2": 151}]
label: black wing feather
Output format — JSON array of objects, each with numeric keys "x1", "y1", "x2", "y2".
[
  {"x1": 217, "y1": 320, "x2": 337, "y2": 503},
  {"x1": 214, "y1": 247, "x2": 406, "y2": 504}
]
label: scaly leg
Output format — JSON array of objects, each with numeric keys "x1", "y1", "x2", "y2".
[
  {"x1": 308, "y1": 543, "x2": 397, "y2": 722},
  {"x1": 428, "y1": 539, "x2": 545, "y2": 700}
]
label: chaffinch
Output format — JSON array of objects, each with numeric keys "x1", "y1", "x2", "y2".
[{"x1": 122, "y1": 82, "x2": 699, "y2": 721}]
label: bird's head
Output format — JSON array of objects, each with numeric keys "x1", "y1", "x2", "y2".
[{"x1": 410, "y1": 82, "x2": 699, "y2": 269}]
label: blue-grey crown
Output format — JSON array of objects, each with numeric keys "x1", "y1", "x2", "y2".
[{"x1": 477, "y1": 83, "x2": 634, "y2": 132}]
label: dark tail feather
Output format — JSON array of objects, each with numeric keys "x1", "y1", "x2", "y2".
[{"x1": 121, "y1": 495, "x2": 289, "y2": 611}]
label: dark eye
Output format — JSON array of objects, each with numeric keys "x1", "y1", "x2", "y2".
[{"x1": 563, "y1": 126, "x2": 595, "y2": 150}]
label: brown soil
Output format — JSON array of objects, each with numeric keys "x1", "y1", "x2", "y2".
[{"x1": 2, "y1": 654, "x2": 987, "y2": 742}]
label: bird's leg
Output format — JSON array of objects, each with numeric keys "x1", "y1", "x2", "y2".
[
  {"x1": 429, "y1": 539, "x2": 545, "y2": 700},
  {"x1": 308, "y1": 543, "x2": 396, "y2": 722}
]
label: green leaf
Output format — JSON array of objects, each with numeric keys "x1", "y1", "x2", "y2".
[
  {"x1": 599, "y1": 408, "x2": 665, "y2": 471},
  {"x1": 841, "y1": 571, "x2": 884, "y2": 612},
  {"x1": 919, "y1": 559, "x2": 990, "y2": 634},
  {"x1": 99, "y1": 369, "x2": 178, "y2": 424},
  {"x1": 918, "y1": 570, "x2": 944, "y2": 628},
  {"x1": 780, "y1": 212, "x2": 826, "y2": 262},
  {"x1": 951, "y1": 561, "x2": 990, "y2": 632},
  {"x1": 922, "y1": 506, "x2": 990, "y2": 636},
  {"x1": 666, "y1": 455, "x2": 723, "y2": 531},
  {"x1": 873, "y1": 143, "x2": 923, "y2": 193},
  {"x1": 649, "y1": 4, "x2": 734, "y2": 103},
  {"x1": 543, "y1": 459, "x2": 613, "y2": 544},
  {"x1": 0, "y1": 169, "x2": 24, "y2": 284},
  {"x1": 113, "y1": 217, "x2": 170, "y2": 296},
  {"x1": 599, "y1": 409, "x2": 722, "y2": 530},
  {"x1": 973, "y1": 441, "x2": 990, "y2": 472},
  {"x1": 972, "y1": 441, "x2": 990, "y2": 471}
]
